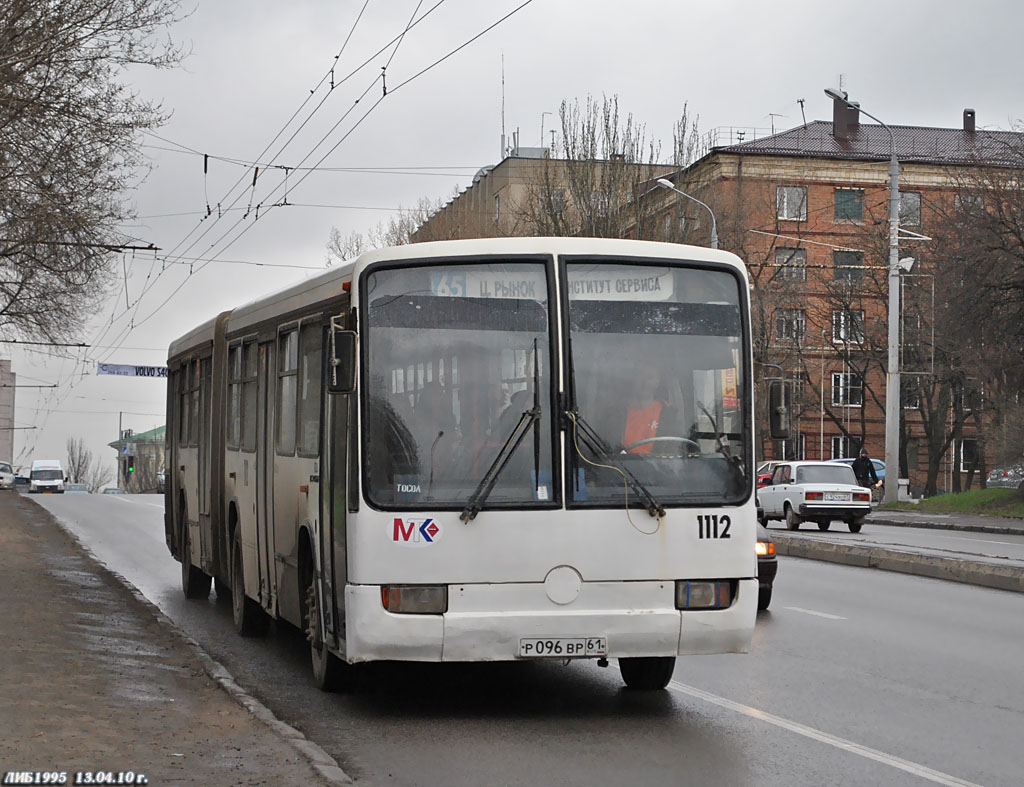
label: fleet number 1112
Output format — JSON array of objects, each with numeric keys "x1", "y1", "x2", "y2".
[{"x1": 697, "y1": 514, "x2": 731, "y2": 539}]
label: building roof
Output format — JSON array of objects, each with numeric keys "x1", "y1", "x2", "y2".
[
  {"x1": 717, "y1": 120, "x2": 1024, "y2": 168},
  {"x1": 108, "y1": 425, "x2": 165, "y2": 449}
]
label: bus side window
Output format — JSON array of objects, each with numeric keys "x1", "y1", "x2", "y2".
[
  {"x1": 298, "y1": 323, "x2": 322, "y2": 456},
  {"x1": 241, "y1": 341, "x2": 257, "y2": 452},
  {"x1": 277, "y1": 329, "x2": 299, "y2": 455}
]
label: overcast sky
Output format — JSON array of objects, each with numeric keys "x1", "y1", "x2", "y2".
[{"x1": 8, "y1": 0, "x2": 1022, "y2": 477}]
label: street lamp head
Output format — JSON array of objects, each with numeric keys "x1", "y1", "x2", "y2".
[
  {"x1": 824, "y1": 87, "x2": 848, "y2": 104},
  {"x1": 656, "y1": 178, "x2": 675, "y2": 190}
]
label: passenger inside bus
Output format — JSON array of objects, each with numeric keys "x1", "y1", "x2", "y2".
[{"x1": 413, "y1": 381, "x2": 458, "y2": 471}]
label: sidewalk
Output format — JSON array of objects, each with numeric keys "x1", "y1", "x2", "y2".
[
  {"x1": 772, "y1": 507, "x2": 1024, "y2": 594},
  {"x1": 866, "y1": 507, "x2": 1024, "y2": 536},
  {"x1": 0, "y1": 492, "x2": 334, "y2": 786}
]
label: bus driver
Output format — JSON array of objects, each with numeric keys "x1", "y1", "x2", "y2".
[{"x1": 622, "y1": 367, "x2": 668, "y2": 454}]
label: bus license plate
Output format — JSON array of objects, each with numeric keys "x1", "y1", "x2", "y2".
[
  {"x1": 824, "y1": 492, "x2": 851, "y2": 502},
  {"x1": 519, "y1": 637, "x2": 606, "y2": 658}
]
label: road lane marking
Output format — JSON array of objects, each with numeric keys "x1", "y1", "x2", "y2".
[
  {"x1": 668, "y1": 681, "x2": 982, "y2": 787},
  {"x1": 784, "y1": 606, "x2": 847, "y2": 620},
  {"x1": 108, "y1": 497, "x2": 164, "y2": 509}
]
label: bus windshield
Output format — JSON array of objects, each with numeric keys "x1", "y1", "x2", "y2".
[
  {"x1": 363, "y1": 261, "x2": 555, "y2": 509},
  {"x1": 566, "y1": 261, "x2": 747, "y2": 506}
]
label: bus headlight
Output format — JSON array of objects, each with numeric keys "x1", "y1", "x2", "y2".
[
  {"x1": 675, "y1": 580, "x2": 734, "y2": 610},
  {"x1": 381, "y1": 585, "x2": 448, "y2": 614}
]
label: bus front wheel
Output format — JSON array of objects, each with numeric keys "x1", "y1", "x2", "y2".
[
  {"x1": 305, "y1": 582, "x2": 347, "y2": 692},
  {"x1": 619, "y1": 656, "x2": 675, "y2": 690}
]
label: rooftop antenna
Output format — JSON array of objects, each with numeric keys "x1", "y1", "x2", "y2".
[
  {"x1": 767, "y1": 113, "x2": 785, "y2": 134},
  {"x1": 500, "y1": 53, "x2": 506, "y2": 159},
  {"x1": 797, "y1": 98, "x2": 807, "y2": 127}
]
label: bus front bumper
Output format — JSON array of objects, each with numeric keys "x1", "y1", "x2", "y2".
[{"x1": 343, "y1": 579, "x2": 757, "y2": 663}]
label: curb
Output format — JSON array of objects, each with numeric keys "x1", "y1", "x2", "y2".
[
  {"x1": 771, "y1": 532, "x2": 1024, "y2": 594},
  {"x1": 40, "y1": 504, "x2": 353, "y2": 786},
  {"x1": 868, "y1": 516, "x2": 1024, "y2": 537}
]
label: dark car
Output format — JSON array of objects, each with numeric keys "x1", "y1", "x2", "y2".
[{"x1": 756, "y1": 522, "x2": 777, "y2": 610}]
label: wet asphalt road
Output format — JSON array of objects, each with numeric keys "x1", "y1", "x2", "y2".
[{"x1": 32, "y1": 493, "x2": 1024, "y2": 787}]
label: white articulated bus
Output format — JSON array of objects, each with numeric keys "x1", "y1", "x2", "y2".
[{"x1": 165, "y1": 237, "x2": 780, "y2": 691}]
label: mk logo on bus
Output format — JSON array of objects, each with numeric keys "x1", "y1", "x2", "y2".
[{"x1": 392, "y1": 517, "x2": 441, "y2": 547}]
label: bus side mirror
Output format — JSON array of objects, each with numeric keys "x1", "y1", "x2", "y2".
[
  {"x1": 769, "y1": 381, "x2": 790, "y2": 440},
  {"x1": 327, "y1": 328, "x2": 357, "y2": 394}
]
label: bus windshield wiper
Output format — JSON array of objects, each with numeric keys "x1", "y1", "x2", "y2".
[
  {"x1": 462, "y1": 338, "x2": 544, "y2": 523},
  {"x1": 460, "y1": 403, "x2": 540, "y2": 523},
  {"x1": 570, "y1": 410, "x2": 665, "y2": 518}
]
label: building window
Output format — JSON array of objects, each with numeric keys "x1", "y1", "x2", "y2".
[
  {"x1": 833, "y1": 250, "x2": 864, "y2": 281},
  {"x1": 831, "y1": 435, "x2": 861, "y2": 459},
  {"x1": 777, "y1": 186, "x2": 807, "y2": 221},
  {"x1": 832, "y1": 309, "x2": 864, "y2": 343},
  {"x1": 832, "y1": 372, "x2": 863, "y2": 407},
  {"x1": 902, "y1": 376, "x2": 921, "y2": 409},
  {"x1": 775, "y1": 248, "x2": 806, "y2": 281},
  {"x1": 589, "y1": 190, "x2": 609, "y2": 217},
  {"x1": 494, "y1": 194, "x2": 500, "y2": 223},
  {"x1": 834, "y1": 188, "x2": 864, "y2": 221},
  {"x1": 960, "y1": 438, "x2": 979, "y2": 472},
  {"x1": 906, "y1": 437, "x2": 920, "y2": 471},
  {"x1": 297, "y1": 323, "x2": 322, "y2": 456},
  {"x1": 277, "y1": 329, "x2": 299, "y2": 455},
  {"x1": 900, "y1": 191, "x2": 922, "y2": 226},
  {"x1": 775, "y1": 309, "x2": 805, "y2": 342}
]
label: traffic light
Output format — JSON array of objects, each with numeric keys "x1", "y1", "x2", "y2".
[{"x1": 125, "y1": 455, "x2": 135, "y2": 475}]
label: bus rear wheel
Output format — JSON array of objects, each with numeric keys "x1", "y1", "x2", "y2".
[
  {"x1": 180, "y1": 508, "x2": 211, "y2": 600},
  {"x1": 231, "y1": 530, "x2": 269, "y2": 637},
  {"x1": 305, "y1": 582, "x2": 347, "y2": 691},
  {"x1": 619, "y1": 656, "x2": 675, "y2": 690}
]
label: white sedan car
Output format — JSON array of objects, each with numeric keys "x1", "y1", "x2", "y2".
[
  {"x1": 0, "y1": 461, "x2": 14, "y2": 490},
  {"x1": 758, "y1": 460, "x2": 872, "y2": 532}
]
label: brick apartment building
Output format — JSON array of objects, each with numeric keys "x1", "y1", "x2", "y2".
[
  {"x1": 411, "y1": 143, "x2": 671, "y2": 242},
  {"x1": 644, "y1": 96, "x2": 1024, "y2": 494}
]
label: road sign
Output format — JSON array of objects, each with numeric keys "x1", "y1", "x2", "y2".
[{"x1": 97, "y1": 363, "x2": 167, "y2": 378}]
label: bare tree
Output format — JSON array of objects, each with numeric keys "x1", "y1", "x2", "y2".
[
  {"x1": 65, "y1": 436, "x2": 113, "y2": 493},
  {"x1": 326, "y1": 196, "x2": 455, "y2": 263},
  {"x1": 0, "y1": 0, "x2": 185, "y2": 342},
  {"x1": 516, "y1": 94, "x2": 683, "y2": 238}
]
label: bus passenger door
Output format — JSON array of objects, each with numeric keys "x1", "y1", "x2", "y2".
[
  {"x1": 256, "y1": 342, "x2": 276, "y2": 613},
  {"x1": 320, "y1": 339, "x2": 351, "y2": 649}
]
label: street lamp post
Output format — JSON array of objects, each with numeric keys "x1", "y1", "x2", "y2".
[
  {"x1": 825, "y1": 88, "x2": 900, "y2": 504},
  {"x1": 655, "y1": 178, "x2": 718, "y2": 249}
]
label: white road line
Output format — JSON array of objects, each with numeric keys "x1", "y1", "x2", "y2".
[
  {"x1": 109, "y1": 496, "x2": 164, "y2": 509},
  {"x1": 784, "y1": 606, "x2": 847, "y2": 620},
  {"x1": 668, "y1": 681, "x2": 982, "y2": 787},
  {"x1": 928, "y1": 534, "x2": 1019, "y2": 547}
]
